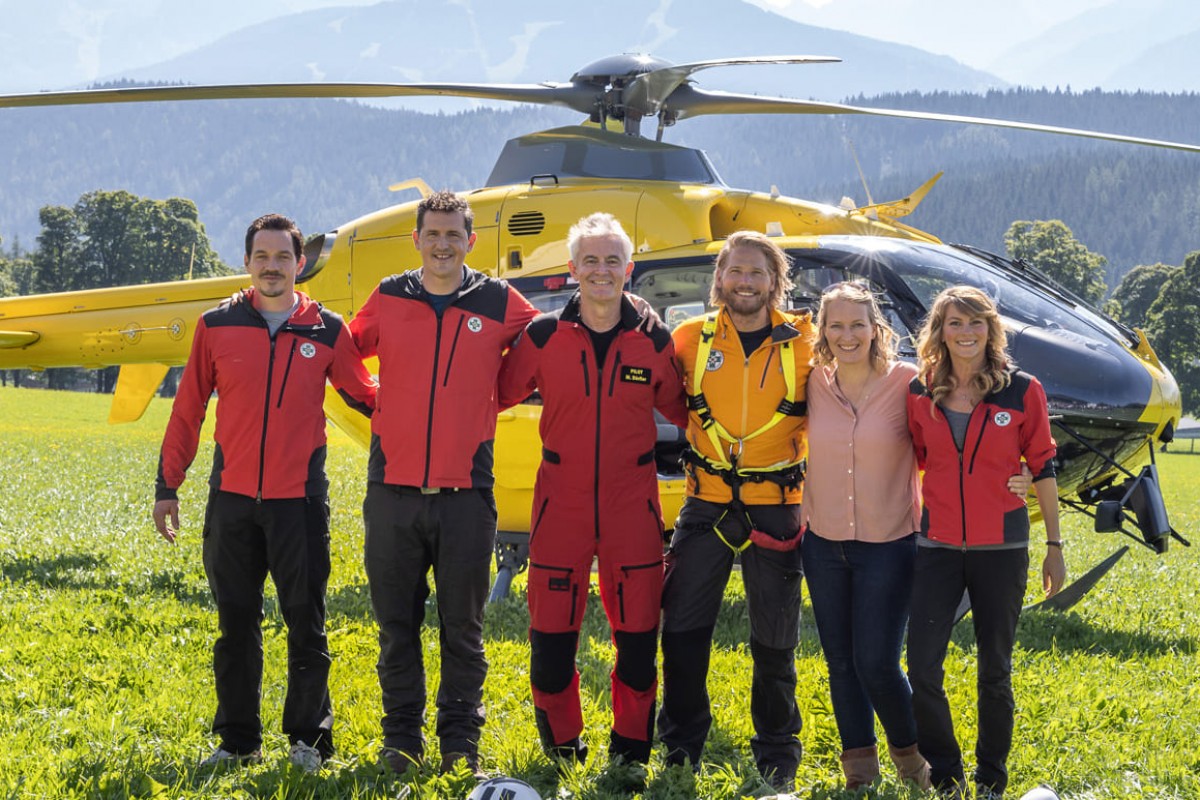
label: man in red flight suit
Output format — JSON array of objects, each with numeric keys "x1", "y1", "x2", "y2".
[
  {"x1": 154, "y1": 213, "x2": 376, "y2": 772},
  {"x1": 498, "y1": 212, "x2": 688, "y2": 768}
]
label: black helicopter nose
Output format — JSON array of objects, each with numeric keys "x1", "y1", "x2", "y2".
[{"x1": 1008, "y1": 324, "x2": 1152, "y2": 421}]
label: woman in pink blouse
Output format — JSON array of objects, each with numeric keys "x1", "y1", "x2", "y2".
[
  {"x1": 801, "y1": 281, "x2": 931, "y2": 790},
  {"x1": 801, "y1": 282, "x2": 1030, "y2": 791}
]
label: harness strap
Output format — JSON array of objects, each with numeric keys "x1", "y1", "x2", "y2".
[{"x1": 689, "y1": 312, "x2": 804, "y2": 472}]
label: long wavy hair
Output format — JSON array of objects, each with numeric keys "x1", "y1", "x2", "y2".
[
  {"x1": 916, "y1": 285, "x2": 1011, "y2": 413},
  {"x1": 811, "y1": 281, "x2": 896, "y2": 371},
  {"x1": 709, "y1": 230, "x2": 794, "y2": 310}
]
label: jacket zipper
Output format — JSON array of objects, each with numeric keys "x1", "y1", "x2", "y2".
[
  {"x1": 257, "y1": 332, "x2": 279, "y2": 502},
  {"x1": 529, "y1": 497, "x2": 550, "y2": 547},
  {"x1": 442, "y1": 315, "x2": 465, "y2": 387},
  {"x1": 422, "y1": 312, "x2": 445, "y2": 487},
  {"x1": 593, "y1": 346, "x2": 603, "y2": 542},
  {"x1": 276, "y1": 338, "x2": 298, "y2": 408},
  {"x1": 608, "y1": 349, "x2": 622, "y2": 396}
]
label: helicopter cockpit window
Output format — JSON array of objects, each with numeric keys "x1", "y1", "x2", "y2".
[
  {"x1": 885, "y1": 244, "x2": 1129, "y2": 347},
  {"x1": 784, "y1": 264, "x2": 918, "y2": 356},
  {"x1": 631, "y1": 263, "x2": 715, "y2": 330},
  {"x1": 525, "y1": 289, "x2": 576, "y2": 316}
]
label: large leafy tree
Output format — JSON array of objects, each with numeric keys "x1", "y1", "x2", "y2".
[
  {"x1": 1004, "y1": 219, "x2": 1108, "y2": 305},
  {"x1": 26, "y1": 190, "x2": 230, "y2": 391},
  {"x1": 1145, "y1": 251, "x2": 1200, "y2": 416},
  {"x1": 35, "y1": 190, "x2": 228, "y2": 292},
  {"x1": 1105, "y1": 262, "x2": 1179, "y2": 329}
]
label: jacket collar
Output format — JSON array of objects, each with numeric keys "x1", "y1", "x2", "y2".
[
  {"x1": 715, "y1": 305, "x2": 806, "y2": 344},
  {"x1": 559, "y1": 290, "x2": 641, "y2": 331},
  {"x1": 239, "y1": 288, "x2": 324, "y2": 329}
]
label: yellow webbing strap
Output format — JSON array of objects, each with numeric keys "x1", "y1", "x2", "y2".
[{"x1": 689, "y1": 312, "x2": 799, "y2": 472}]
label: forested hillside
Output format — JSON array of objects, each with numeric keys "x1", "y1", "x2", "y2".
[{"x1": 3, "y1": 88, "x2": 1199, "y2": 281}]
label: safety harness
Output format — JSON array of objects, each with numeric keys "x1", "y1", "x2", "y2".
[{"x1": 684, "y1": 312, "x2": 807, "y2": 552}]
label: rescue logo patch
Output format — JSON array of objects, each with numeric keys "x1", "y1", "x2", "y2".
[
  {"x1": 993, "y1": 411, "x2": 1012, "y2": 427},
  {"x1": 467, "y1": 316, "x2": 483, "y2": 333},
  {"x1": 620, "y1": 365, "x2": 652, "y2": 384},
  {"x1": 705, "y1": 350, "x2": 724, "y2": 372},
  {"x1": 299, "y1": 342, "x2": 317, "y2": 359}
]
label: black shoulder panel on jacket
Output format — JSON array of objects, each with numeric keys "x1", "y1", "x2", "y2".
[
  {"x1": 525, "y1": 313, "x2": 561, "y2": 349},
  {"x1": 454, "y1": 275, "x2": 512, "y2": 323},
  {"x1": 303, "y1": 309, "x2": 344, "y2": 349},
  {"x1": 990, "y1": 369, "x2": 1033, "y2": 412},
  {"x1": 644, "y1": 322, "x2": 673, "y2": 354},
  {"x1": 202, "y1": 298, "x2": 262, "y2": 330},
  {"x1": 909, "y1": 376, "x2": 931, "y2": 397},
  {"x1": 379, "y1": 272, "x2": 423, "y2": 299}
]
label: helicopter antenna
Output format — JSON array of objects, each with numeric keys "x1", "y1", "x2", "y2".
[{"x1": 844, "y1": 134, "x2": 875, "y2": 210}]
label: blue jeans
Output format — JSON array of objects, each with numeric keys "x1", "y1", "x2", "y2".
[{"x1": 801, "y1": 530, "x2": 918, "y2": 751}]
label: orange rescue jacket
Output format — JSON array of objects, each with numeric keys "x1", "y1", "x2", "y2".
[{"x1": 672, "y1": 306, "x2": 814, "y2": 506}]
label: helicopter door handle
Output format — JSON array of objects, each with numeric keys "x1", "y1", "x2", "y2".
[{"x1": 530, "y1": 173, "x2": 559, "y2": 187}]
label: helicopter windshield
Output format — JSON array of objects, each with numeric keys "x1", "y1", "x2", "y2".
[
  {"x1": 486, "y1": 127, "x2": 721, "y2": 186},
  {"x1": 790, "y1": 238, "x2": 1136, "y2": 350}
]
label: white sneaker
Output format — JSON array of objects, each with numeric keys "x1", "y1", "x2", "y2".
[
  {"x1": 199, "y1": 747, "x2": 261, "y2": 769},
  {"x1": 289, "y1": 741, "x2": 323, "y2": 773}
]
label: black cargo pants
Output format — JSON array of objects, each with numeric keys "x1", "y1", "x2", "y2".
[{"x1": 202, "y1": 490, "x2": 334, "y2": 757}]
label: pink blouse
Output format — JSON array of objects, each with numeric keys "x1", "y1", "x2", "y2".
[{"x1": 801, "y1": 360, "x2": 921, "y2": 542}]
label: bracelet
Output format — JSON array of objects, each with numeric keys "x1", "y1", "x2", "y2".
[{"x1": 1046, "y1": 540, "x2": 1062, "y2": 548}]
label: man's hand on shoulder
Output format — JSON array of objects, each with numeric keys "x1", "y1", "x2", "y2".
[
  {"x1": 153, "y1": 499, "x2": 181, "y2": 544},
  {"x1": 629, "y1": 294, "x2": 666, "y2": 335}
]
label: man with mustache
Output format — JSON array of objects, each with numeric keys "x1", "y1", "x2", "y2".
[
  {"x1": 657, "y1": 230, "x2": 814, "y2": 792},
  {"x1": 154, "y1": 213, "x2": 377, "y2": 772}
]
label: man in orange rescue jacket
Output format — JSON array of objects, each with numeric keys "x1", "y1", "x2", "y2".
[{"x1": 657, "y1": 230, "x2": 814, "y2": 792}]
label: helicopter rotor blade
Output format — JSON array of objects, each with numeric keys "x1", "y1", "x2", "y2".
[
  {"x1": 622, "y1": 55, "x2": 840, "y2": 117},
  {"x1": 0, "y1": 81, "x2": 600, "y2": 114},
  {"x1": 666, "y1": 87, "x2": 1200, "y2": 153}
]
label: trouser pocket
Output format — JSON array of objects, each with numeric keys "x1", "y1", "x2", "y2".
[{"x1": 529, "y1": 562, "x2": 583, "y2": 632}]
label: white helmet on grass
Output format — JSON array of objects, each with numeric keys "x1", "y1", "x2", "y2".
[{"x1": 466, "y1": 776, "x2": 542, "y2": 800}]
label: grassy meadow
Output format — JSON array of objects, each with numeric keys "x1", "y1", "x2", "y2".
[{"x1": 0, "y1": 386, "x2": 1197, "y2": 799}]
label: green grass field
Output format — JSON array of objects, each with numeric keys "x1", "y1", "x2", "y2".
[{"x1": 1, "y1": 387, "x2": 1197, "y2": 799}]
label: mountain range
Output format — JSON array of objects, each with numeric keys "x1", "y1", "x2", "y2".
[{"x1": 5, "y1": 0, "x2": 1200, "y2": 97}]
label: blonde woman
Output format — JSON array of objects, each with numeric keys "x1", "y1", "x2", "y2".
[
  {"x1": 905, "y1": 286, "x2": 1065, "y2": 800},
  {"x1": 801, "y1": 281, "x2": 932, "y2": 790}
]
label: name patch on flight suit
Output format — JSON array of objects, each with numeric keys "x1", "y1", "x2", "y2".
[{"x1": 620, "y1": 365, "x2": 652, "y2": 384}]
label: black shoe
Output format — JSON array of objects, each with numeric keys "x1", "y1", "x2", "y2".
[
  {"x1": 440, "y1": 751, "x2": 486, "y2": 780},
  {"x1": 548, "y1": 737, "x2": 588, "y2": 765},
  {"x1": 379, "y1": 747, "x2": 422, "y2": 776}
]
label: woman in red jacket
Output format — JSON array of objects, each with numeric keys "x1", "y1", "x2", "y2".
[{"x1": 906, "y1": 286, "x2": 1066, "y2": 800}]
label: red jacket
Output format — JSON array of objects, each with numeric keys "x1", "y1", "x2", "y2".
[
  {"x1": 498, "y1": 293, "x2": 688, "y2": 537},
  {"x1": 157, "y1": 289, "x2": 376, "y2": 501},
  {"x1": 907, "y1": 368, "x2": 1057, "y2": 547},
  {"x1": 350, "y1": 267, "x2": 537, "y2": 488}
]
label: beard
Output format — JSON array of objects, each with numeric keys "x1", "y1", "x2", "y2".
[{"x1": 716, "y1": 284, "x2": 771, "y2": 318}]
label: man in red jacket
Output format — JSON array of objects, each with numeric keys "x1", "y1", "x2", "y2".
[
  {"x1": 349, "y1": 191, "x2": 538, "y2": 777},
  {"x1": 153, "y1": 213, "x2": 376, "y2": 772},
  {"x1": 498, "y1": 212, "x2": 687, "y2": 770}
]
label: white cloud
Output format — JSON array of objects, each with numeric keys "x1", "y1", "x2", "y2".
[{"x1": 360, "y1": 42, "x2": 381, "y2": 59}]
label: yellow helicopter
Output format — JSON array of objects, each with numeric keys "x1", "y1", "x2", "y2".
[{"x1": 0, "y1": 54, "x2": 1190, "y2": 601}]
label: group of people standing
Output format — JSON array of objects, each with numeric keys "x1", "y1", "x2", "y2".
[{"x1": 152, "y1": 192, "x2": 1065, "y2": 799}]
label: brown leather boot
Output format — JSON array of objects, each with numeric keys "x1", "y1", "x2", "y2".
[
  {"x1": 888, "y1": 742, "x2": 933, "y2": 790},
  {"x1": 840, "y1": 744, "x2": 880, "y2": 790}
]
